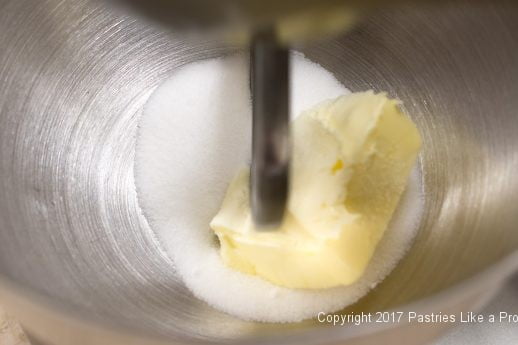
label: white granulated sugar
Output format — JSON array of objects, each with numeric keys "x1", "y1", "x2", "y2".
[{"x1": 135, "y1": 52, "x2": 424, "y2": 323}]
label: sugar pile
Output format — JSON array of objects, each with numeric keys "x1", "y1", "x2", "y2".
[{"x1": 134, "y1": 53, "x2": 424, "y2": 323}]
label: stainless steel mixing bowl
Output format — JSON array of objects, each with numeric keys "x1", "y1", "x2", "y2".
[{"x1": 1, "y1": 1, "x2": 518, "y2": 344}]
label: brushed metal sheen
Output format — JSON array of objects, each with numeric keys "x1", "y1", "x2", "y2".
[{"x1": 0, "y1": 0, "x2": 517, "y2": 344}]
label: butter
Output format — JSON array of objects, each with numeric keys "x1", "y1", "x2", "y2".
[{"x1": 210, "y1": 91, "x2": 421, "y2": 289}]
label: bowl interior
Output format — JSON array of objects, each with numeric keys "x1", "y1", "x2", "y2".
[{"x1": 0, "y1": 0, "x2": 518, "y2": 342}]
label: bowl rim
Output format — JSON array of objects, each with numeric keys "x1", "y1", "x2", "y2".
[{"x1": 0, "y1": 249, "x2": 517, "y2": 345}]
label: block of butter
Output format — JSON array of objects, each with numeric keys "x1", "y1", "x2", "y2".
[{"x1": 210, "y1": 91, "x2": 421, "y2": 289}]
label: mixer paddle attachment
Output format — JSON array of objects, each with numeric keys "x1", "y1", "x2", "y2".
[{"x1": 250, "y1": 28, "x2": 290, "y2": 230}]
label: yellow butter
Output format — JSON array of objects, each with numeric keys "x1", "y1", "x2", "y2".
[{"x1": 210, "y1": 91, "x2": 421, "y2": 289}]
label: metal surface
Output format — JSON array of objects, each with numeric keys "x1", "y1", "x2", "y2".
[
  {"x1": 0, "y1": 0, "x2": 518, "y2": 344},
  {"x1": 250, "y1": 30, "x2": 290, "y2": 229},
  {"x1": 111, "y1": 0, "x2": 360, "y2": 43}
]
